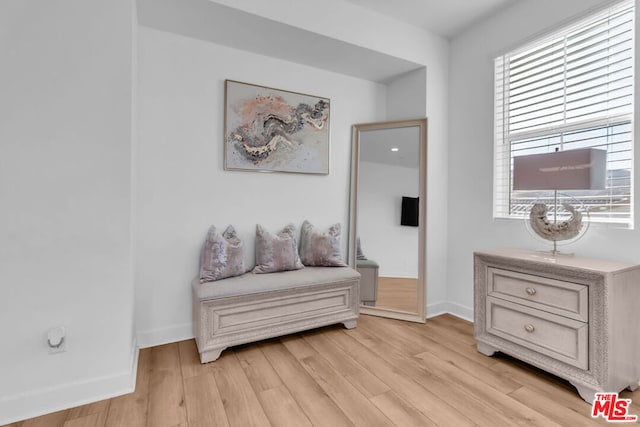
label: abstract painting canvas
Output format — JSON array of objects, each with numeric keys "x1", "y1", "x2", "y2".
[{"x1": 224, "y1": 80, "x2": 330, "y2": 174}]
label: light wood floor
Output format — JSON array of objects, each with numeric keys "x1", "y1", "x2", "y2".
[
  {"x1": 6, "y1": 314, "x2": 639, "y2": 426},
  {"x1": 376, "y1": 277, "x2": 418, "y2": 312}
]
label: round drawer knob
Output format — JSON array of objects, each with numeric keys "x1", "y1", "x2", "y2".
[
  {"x1": 524, "y1": 324, "x2": 535, "y2": 333},
  {"x1": 526, "y1": 287, "x2": 537, "y2": 296}
]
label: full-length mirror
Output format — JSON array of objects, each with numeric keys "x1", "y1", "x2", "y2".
[{"x1": 349, "y1": 119, "x2": 427, "y2": 323}]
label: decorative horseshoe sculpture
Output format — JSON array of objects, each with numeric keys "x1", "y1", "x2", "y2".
[{"x1": 529, "y1": 203, "x2": 583, "y2": 241}]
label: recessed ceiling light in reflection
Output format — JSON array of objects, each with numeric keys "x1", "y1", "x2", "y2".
[{"x1": 391, "y1": 147, "x2": 399, "y2": 152}]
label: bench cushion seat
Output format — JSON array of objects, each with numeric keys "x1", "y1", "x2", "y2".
[{"x1": 192, "y1": 266, "x2": 360, "y2": 300}]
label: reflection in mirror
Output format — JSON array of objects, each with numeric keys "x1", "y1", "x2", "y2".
[{"x1": 349, "y1": 119, "x2": 427, "y2": 323}]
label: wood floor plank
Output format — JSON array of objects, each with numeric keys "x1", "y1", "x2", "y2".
[
  {"x1": 366, "y1": 313, "x2": 519, "y2": 394},
  {"x1": 66, "y1": 400, "x2": 110, "y2": 422},
  {"x1": 62, "y1": 411, "x2": 107, "y2": 427},
  {"x1": 430, "y1": 313, "x2": 474, "y2": 336},
  {"x1": 21, "y1": 410, "x2": 69, "y2": 427},
  {"x1": 414, "y1": 350, "x2": 563, "y2": 427},
  {"x1": 422, "y1": 318, "x2": 477, "y2": 346},
  {"x1": 354, "y1": 319, "x2": 563, "y2": 426},
  {"x1": 178, "y1": 340, "x2": 209, "y2": 380},
  {"x1": 403, "y1": 314, "x2": 478, "y2": 348},
  {"x1": 257, "y1": 386, "x2": 312, "y2": 427},
  {"x1": 490, "y1": 355, "x2": 583, "y2": 400},
  {"x1": 282, "y1": 338, "x2": 394, "y2": 426},
  {"x1": 370, "y1": 390, "x2": 437, "y2": 427},
  {"x1": 324, "y1": 328, "x2": 476, "y2": 427},
  {"x1": 426, "y1": 344, "x2": 521, "y2": 394},
  {"x1": 234, "y1": 344, "x2": 283, "y2": 393},
  {"x1": 356, "y1": 314, "x2": 432, "y2": 356},
  {"x1": 259, "y1": 340, "x2": 353, "y2": 427},
  {"x1": 183, "y1": 372, "x2": 229, "y2": 427},
  {"x1": 279, "y1": 335, "x2": 315, "y2": 359},
  {"x1": 234, "y1": 342, "x2": 311, "y2": 426},
  {"x1": 209, "y1": 352, "x2": 270, "y2": 427},
  {"x1": 622, "y1": 388, "x2": 640, "y2": 416},
  {"x1": 404, "y1": 317, "x2": 498, "y2": 368},
  {"x1": 509, "y1": 386, "x2": 609, "y2": 426},
  {"x1": 360, "y1": 313, "x2": 495, "y2": 381},
  {"x1": 146, "y1": 343, "x2": 187, "y2": 427},
  {"x1": 489, "y1": 356, "x2": 623, "y2": 425},
  {"x1": 297, "y1": 355, "x2": 394, "y2": 426},
  {"x1": 302, "y1": 329, "x2": 390, "y2": 398},
  {"x1": 343, "y1": 325, "x2": 524, "y2": 427},
  {"x1": 104, "y1": 348, "x2": 151, "y2": 427}
]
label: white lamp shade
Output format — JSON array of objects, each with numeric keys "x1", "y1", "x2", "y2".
[{"x1": 513, "y1": 148, "x2": 607, "y2": 191}]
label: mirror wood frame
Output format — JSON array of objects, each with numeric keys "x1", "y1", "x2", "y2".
[{"x1": 348, "y1": 118, "x2": 427, "y2": 323}]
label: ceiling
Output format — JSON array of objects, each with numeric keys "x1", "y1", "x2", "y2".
[
  {"x1": 344, "y1": 0, "x2": 521, "y2": 38},
  {"x1": 138, "y1": 0, "x2": 522, "y2": 84},
  {"x1": 137, "y1": 0, "x2": 424, "y2": 83}
]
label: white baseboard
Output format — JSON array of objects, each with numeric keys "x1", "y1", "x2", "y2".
[
  {"x1": 0, "y1": 338, "x2": 139, "y2": 426},
  {"x1": 136, "y1": 322, "x2": 193, "y2": 349},
  {"x1": 426, "y1": 301, "x2": 449, "y2": 318},
  {"x1": 443, "y1": 302, "x2": 474, "y2": 322},
  {"x1": 426, "y1": 301, "x2": 473, "y2": 322}
]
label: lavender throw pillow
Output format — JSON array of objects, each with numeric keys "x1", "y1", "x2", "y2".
[
  {"x1": 299, "y1": 220, "x2": 347, "y2": 267},
  {"x1": 253, "y1": 223, "x2": 304, "y2": 274},
  {"x1": 199, "y1": 225, "x2": 246, "y2": 283}
]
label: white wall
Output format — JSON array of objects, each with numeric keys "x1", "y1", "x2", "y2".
[
  {"x1": 135, "y1": 8, "x2": 451, "y2": 342},
  {"x1": 387, "y1": 68, "x2": 427, "y2": 121},
  {"x1": 134, "y1": 26, "x2": 387, "y2": 346},
  {"x1": 207, "y1": 0, "x2": 451, "y2": 318},
  {"x1": 0, "y1": 0, "x2": 450, "y2": 421},
  {"x1": 382, "y1": 45, "x2": 450, "y2": 316},
  {"x1": 359, "y1": 161, "x2": 419, "y2": 277},
  {"x1": 0, "y1": 0, "x2": 136, "y2": 424},
  {"x1": 385, "y1": 59, "x2": 450, "y2": 315},
  {"x1": 447, "y1": 0, "x2": 640, "y2": 320}
]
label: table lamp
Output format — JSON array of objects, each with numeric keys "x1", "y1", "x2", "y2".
[{"x1": 512, "y1": 148, "x2": 607, "y2": 255}]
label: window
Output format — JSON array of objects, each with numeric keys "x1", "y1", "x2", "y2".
[{"x1": 494, "y1": 0, "x2": 634, "y2": 226}]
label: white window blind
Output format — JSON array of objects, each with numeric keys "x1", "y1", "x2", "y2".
[{"x1": 494, "y1": 0, "x2": 634, "y2": 225}]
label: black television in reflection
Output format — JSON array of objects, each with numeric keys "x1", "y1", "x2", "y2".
[{"x1": 401, "y1": 196, "x2": 419, "y2": 227}]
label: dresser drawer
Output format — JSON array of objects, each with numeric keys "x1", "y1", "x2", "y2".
[
  {"x1": 487, "y1": 267, "x2": 588, "y2": 321},
  {"x1": 486, "y1": 297, "x2": 588, "y2": 369}
]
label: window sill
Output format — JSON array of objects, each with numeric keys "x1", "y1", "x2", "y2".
[{"x1": 493, "y1": 215, "x2": 634, "y2": 230}]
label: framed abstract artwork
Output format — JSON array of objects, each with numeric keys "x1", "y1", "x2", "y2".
[{"x1": 224, "y1": 80, "x2": 330, "y2": 174}]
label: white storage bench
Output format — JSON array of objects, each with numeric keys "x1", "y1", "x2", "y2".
[{"x1": 192, "y1": 266, "x2": 360, "y2": 363}]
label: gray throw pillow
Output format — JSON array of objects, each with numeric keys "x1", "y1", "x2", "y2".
[
  {"x1": 299, "y1": 220, "x2": 347, "y2": 267},
  {"x1": 253, "y1": 223, "x2": 304, "y2": 274},
  {"x1": 199, "y1": 225, "x2": 246, "y2": 283}
]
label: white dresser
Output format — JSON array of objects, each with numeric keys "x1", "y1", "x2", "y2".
[{"x1": 474, "y1": 248, "x2": 640, "y2": 403}]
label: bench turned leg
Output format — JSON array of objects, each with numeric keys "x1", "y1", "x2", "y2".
[
  {"x1": 343, "y1": 319, "x2": 357, "y2": 329},
  {"x1": 200, "y1": 347, "x2": 225, "y2": 364}
]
